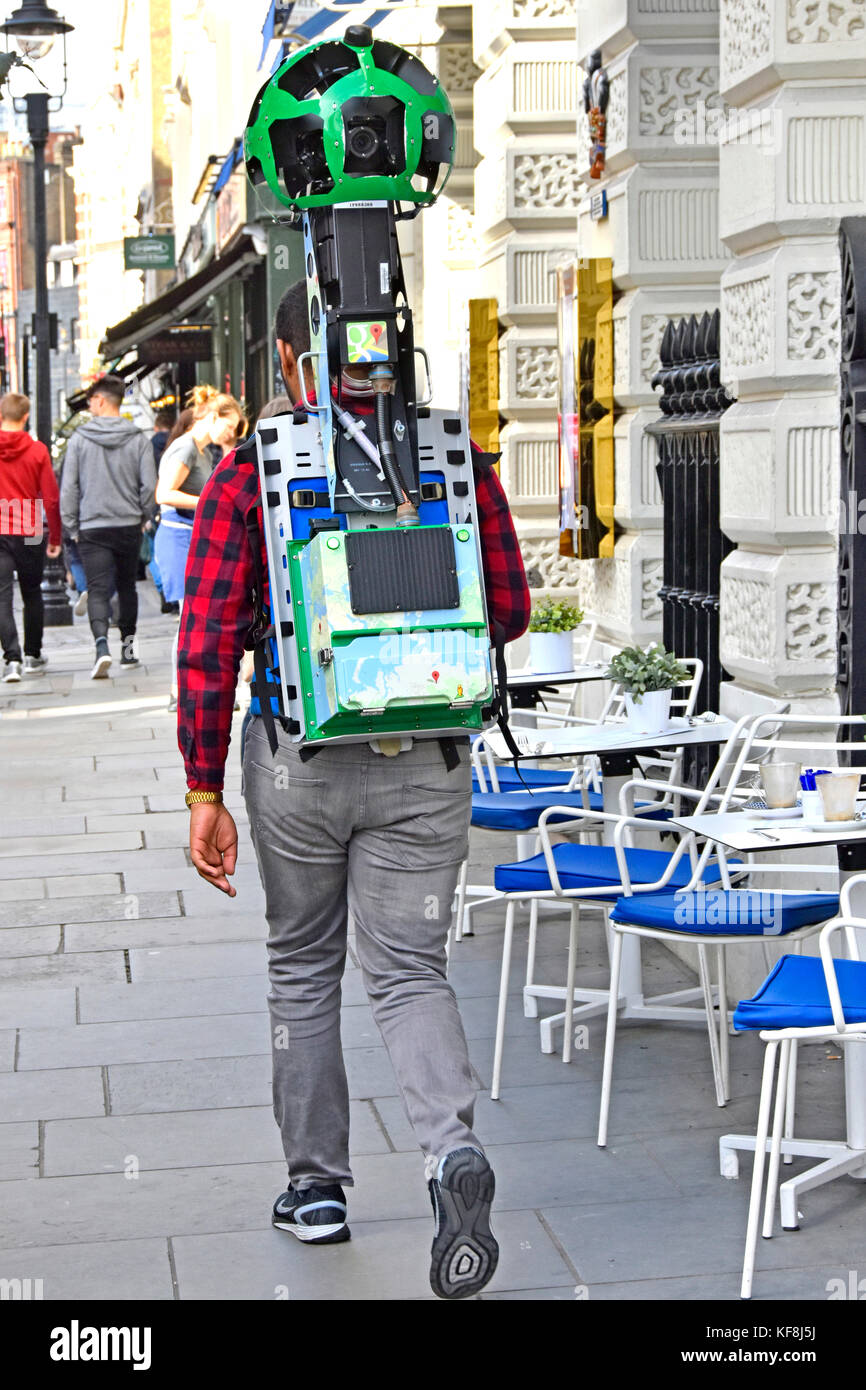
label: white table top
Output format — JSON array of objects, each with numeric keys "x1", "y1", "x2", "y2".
[
  {"x1": 483, "y1": 714, "x2": 736, "y2": 761},
  {"x1": 504, "y1": 663, "x2": 609, "y2": 689},
  {"x1": 670, "y1": 809, "x2": 866, "y2": 852}
]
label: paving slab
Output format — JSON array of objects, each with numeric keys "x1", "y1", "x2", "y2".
[
  {"x1": 0, "y1": 891, "x2": 180, "y2": 929},
  {"x1": 0, "y1": 847, "x2": 188, "y2": 882},
  {"x1": 18, "y1": 1011, "x2": 272, "y2": 1071},
  {"x1": 45, "y1": 874, "x2": 123, "y2": 898},
  {"x1": 0, "y1": 1236, "x2": 174, "y2": 1300},
  {"x1": 539, "y1": 1182, "x2": 866, "y2": 1285},
  {"x1": 0, "y1": 1122, "x2": 39, "y2": 1180},
  {"x1": 0, "y1": 1068, "x2": 105, "y2": 1122},
  {"x1": 0, "y1": 1162, "x2": 284, "y2": 1246},
  {"x1": 79, "y1": 977, "x2": 268, "y2": 1024},
  {"x1": 0, "y1": 924, "x2": 61, "y2": 957},
  {"x1": 0, "y1": 831, "x2": 142, "y2": 858},
  {"x1": 0, "y1": 952, "x2": 128, "y2": 988},
  {"x1": 44, "y1": 1101, "x2": 390, "y2": 1177},
  {"x1": 171, "y1": 1208, "x2": 574, "y2": 1301},
  {"x1": 0, "y1": 816, "x2": 86, "y2": 839},
  {"x1": 64, "y1": 915, "x2": 267, "y2": 954},
  {"x1": 0, "y1": 986, "x2": 75, "y2": 1029},
  {"x1": 107, "y1": 1055, "x2": 272, "y2": 1115},
  {"x1": 584, "y1": 1266, "x2": 845, "y2": 1301},
  {"x1": 128, "y1": 942, "x2": 266, "y2": 982}
]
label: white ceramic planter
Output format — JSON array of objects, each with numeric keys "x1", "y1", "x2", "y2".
[
  {"x1": 623, "y1": 687, "x2": 672, "y2": 735},
  {"x1": 528, "y1": 630, "x2": 574, "y2": 674}
]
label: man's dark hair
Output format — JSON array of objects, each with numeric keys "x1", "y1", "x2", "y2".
[
  {"x1": 154, "y1": 408, "x2": 177, "y2": 430},
  {"x1": 274, "y1": 280, "x2": 311, "y2": 357},
  {"x1": 87, "y1": 373, "x2": 125, "y2": 405}
]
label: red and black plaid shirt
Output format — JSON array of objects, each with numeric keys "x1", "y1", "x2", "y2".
[{"x1": 177, "y1": 431, "x2": 530, "y2": 791}]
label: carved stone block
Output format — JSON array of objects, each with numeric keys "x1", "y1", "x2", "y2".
[
  {"x1": 474, "y1": 43, "x2": 578, "y2": 145},
  {"x1": 500, "y1": 421, "x2": 559, "y2": 511},
  {"x1": 577, "y1": 163, "x2": 729, "y2": 288},
  {"x1": 719, "y1": 547, "x2": 838, "y2": 693},
  {"x1": 719, "y1": 85, "x2": 866, "y2": 251},
  {"x1": 609, "y1": 286, "x2": 720, "y2": 407},
  {"x1": 475, "y1": 0, "x2": 579, "y2": 67},
  {"x1": 614, "y1": 407, "x2": 664, "y2": 530},
  {"x1": 577, "y1": 0, "x2": 720, "y2": 66},
  {"x1": 720, "y1": 241, "x2": 841, "y2": 395},
  {"x1": 720, "y1": 395, "x2": 839, "y2": 545},
  {"x1": 475, "y1": 139, "x2": 580, "y2": 241},
  {"x1": 499, "y1": 327, "x2": 560, "y2": 419},
  {"x1": 721, "y1": 0, "x2": 866, "y2": 103},
  {"x1": 486, "y1": 232, "x2": 575, "y2": 324}
]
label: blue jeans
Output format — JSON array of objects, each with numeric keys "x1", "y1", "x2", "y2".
[{"x1": 64, "y1": 536, "x2": 87, "y2": 595}]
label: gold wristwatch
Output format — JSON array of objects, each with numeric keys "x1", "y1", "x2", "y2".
[{"x1": 185, "y1": 790, "x2": 224, "y2": 808}]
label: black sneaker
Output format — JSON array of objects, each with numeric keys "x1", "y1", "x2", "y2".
[
  {"x1": 91, "y1": 647, "x2": 111, "y2": 680},
  {"x1": 272, "y1": 1183, "x2": 350, "y2": 1245},
  {"x1": 428, "y1": 1147, "x2": 498, "y2": 1300}
]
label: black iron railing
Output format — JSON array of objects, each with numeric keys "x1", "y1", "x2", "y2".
[
  {"x1": 649, "y1": 310, "x2": 734, "y2": 784},
  {"x1": 838, "y1": 219, "x2": 866, "y2": 730}
]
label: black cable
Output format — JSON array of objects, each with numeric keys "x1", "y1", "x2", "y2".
[{"x1": 374, "y1": 390, "x2": 408, "y2": 509}]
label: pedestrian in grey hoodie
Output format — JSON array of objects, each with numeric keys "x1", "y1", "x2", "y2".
[{"x1": 60, "y1": 375, "x2": 156, "y2": 679}]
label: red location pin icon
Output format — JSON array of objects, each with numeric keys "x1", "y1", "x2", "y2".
[
  {"x1": 370, "y1": 323, "x2": 384, "y2": 343},
  {"x1": 431, "y1": 670, "x2": 440, "y2": 683}
]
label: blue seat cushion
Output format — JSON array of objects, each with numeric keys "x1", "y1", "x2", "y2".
[
  {"x1": 493, "y1": 844, "x2": 733, "y2": 897},
  {"x1": 610, "y1": 889, "x2": 838, "y2": 938},
  {"x1": 473, "y1": 790, "x2": 672, "y2": 831},
  {"x1": 472, "y1": 766, "x2": 578, "y2": 793},
  {"x1": 733, "y1": 951, "x2": 866, "y2": 1031}
]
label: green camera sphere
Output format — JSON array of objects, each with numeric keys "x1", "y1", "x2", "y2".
[{"x1": 244, "y1": 29, "x2": 455, "y2": 211}]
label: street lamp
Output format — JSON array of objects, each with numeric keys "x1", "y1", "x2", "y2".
[{"x1": 3, "y1": 0, "x2": 74, "y2": 624}]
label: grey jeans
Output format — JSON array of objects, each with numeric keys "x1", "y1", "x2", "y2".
[{"x1": 242, "y1": 717, "x2": 481, "y2": 1190}]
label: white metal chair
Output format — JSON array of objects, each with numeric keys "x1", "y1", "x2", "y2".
[
  {"x1": 736, "y1": 873, "x2": 866, "y2": 1299},
  {"x1": 597, "y1": 713, "x2": 850, "y2": 1144}
]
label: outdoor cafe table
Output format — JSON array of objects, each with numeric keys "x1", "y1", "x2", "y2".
[
  {"x1": 501, "y1": 661, "x2": 610, "y2": 711},
  {"x1": 669, "y1": 806, "x2": 866, "y2": 1222},
  {"x1": 481, "y1": 715, "x2": 739, "y2": 1049}
]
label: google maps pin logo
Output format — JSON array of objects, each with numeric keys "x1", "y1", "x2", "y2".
[
  {"x1": 371, "y1": 322, "x2": 384, "y2": 343},
  {"x1": 431, "y1": 670, "x2": 440, "y2": 683}
]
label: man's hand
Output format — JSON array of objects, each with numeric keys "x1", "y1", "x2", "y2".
[
  {"x1": 46, "y1": 544, "x2": 61, "y2": 559},
  {"x1": 189, "y1": 802, "x2": 239, "y2": 896}
]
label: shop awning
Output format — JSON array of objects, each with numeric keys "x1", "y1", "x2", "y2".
[
  {"x1": 290, "y1": 2, "x2": 407, "y2": 45},
  {"x1": 65, "y1": 356, "x2": 147, "y2": 416},
  {"x1": 99, "y1": 232, "x2": 263, "y2": 360}
]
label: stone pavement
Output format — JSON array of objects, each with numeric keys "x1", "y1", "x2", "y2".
[{"x1": 0, "y1": 582, "x2": 861, "y2": 1302}]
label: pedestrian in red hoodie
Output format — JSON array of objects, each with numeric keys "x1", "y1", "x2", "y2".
[{"x1": 0, "y1": 391, "x2": 62, "y2": 682}]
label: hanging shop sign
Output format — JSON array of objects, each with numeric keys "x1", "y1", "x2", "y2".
[
  {"x1": 138, "y1": 324, "x2": 213, "y2": 365},
  {"x1": 216, "y1": 169, "x2": 248, "y2": 252},
  {"x1": 124, "y1": 235, "x2": 176, "y2": 271}
]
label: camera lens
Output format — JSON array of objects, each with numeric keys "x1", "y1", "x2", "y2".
[{"x1": 347, "y1": 124, "x2": 379, "y2": 160}]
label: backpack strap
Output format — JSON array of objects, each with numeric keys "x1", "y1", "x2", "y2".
[{"x1": 243, "y1": 500, "x2": 280, "y2": 757}]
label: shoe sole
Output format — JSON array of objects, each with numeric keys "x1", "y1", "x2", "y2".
[
  {"x1": 430, "y1": 1150, "x2": 498, "y2": 1300},
  {"x1": 2, "y1": 673, "x2": 21, "y2": 683},
  {"x1": 91, "y1": 655, "x2": 112, "y2": 680},
  {"x1": 272, "y1": 1217, "x2": 351, "y2": 1245},
  {"x1": 74, "y1": 596, "x2": 88, "y2": 616}
]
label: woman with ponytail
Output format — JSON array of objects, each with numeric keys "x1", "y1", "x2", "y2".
[{"x1": 154, "y1": 386, "x2": 245, "y2": 709}]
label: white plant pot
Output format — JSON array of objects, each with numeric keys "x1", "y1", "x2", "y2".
[
  {"x1": 528, "y1": 630, "x2": 574, "y2": 674},
  {"x1": 623, "y1": 688, "x2": 672, "y2": 735}
]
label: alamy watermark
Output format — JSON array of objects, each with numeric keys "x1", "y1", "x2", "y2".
[
  {"x1": 0, "y1": 498, "x2": 44, "y2": 543},
  {"x1": 673, "y1": 887, "x2": 784, "y2": 935},
  {"x1": 673, "y1": 100, "x2": 783, "y2": 154}
]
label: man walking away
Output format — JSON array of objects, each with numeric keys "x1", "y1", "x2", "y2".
[
  {"x1": 0, "y1": 391, "x2": 62, "y2": 682},
  {"x1": 60, "y1": 375, "x2": 156, "y2": 679}
]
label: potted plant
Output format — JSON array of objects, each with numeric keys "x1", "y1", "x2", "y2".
[
  {"x1": 604, "y1": 643, "x2": 690, "y2": 734},
  {"x1": 527, "y1": 598, "x2": 584, "y2": 674}
]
